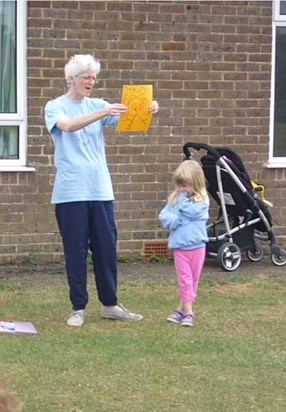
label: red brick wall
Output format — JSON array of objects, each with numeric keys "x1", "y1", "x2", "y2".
[{"x1": 1, "y1": 0, "x2": 285, "y2": 264}]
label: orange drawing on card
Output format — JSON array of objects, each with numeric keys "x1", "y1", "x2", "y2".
[{"x1": 117, "y1": 85, "x2": 153, "y2": 132}]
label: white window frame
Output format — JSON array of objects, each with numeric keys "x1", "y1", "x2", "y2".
[
  {"x1": 274, "y1": 0, "x2": 286, "y2": 20},
  {"x1": 269, "y1": 0, "x2": 286, "y2": 167},
  {"x1": 0, "y1": 0, "x2": 34, "y2": 171}
]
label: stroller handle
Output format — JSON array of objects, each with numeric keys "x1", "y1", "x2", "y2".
[{"x1": 183, "y1": 142, "x2": 221, "y2": 160}]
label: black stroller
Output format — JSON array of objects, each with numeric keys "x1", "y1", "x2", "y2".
[{"x1": 183, "y1": 142, "x2": 286, "y2": 272}]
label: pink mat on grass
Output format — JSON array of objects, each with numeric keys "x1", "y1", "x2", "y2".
[{"x1": 0, "y1": 321, "x2": 38, "y2": 335}]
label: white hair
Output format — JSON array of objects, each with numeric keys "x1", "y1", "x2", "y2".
[{"x1": 64, "y1": 54, "x2": 101, "y2": 81}]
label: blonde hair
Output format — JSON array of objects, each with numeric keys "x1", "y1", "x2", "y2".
[
  {"x1": 64, "y1": 54, "x2": 101, "y2": 82},
  {"x1": 168, "y1": 160, "x2": 208, "y2": 205}
]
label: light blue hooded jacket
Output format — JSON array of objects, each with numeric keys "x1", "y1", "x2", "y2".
[{"x1": 159, "y1": 193, "x2": 209, "y2": 250}]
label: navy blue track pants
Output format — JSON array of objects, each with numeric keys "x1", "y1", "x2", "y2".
[{"x1": 55, "y1": 201, "x2": 118, "y2": 310}]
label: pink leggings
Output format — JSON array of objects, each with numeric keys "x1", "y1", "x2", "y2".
[{"x1": 173, "y1": 247, "x2": 206, "y2": 305}]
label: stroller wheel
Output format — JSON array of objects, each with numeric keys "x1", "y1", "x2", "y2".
[
  {"x1": 271, "y1": 249, "x2": 286, "y2": 266},
  {"x1": 217, "y1": 242, "x2": 242, "y2": 272},
  {"x1": 246, "y1": 245, "x2": 264, "y2": 262}
]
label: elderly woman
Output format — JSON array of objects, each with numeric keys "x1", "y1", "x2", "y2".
[{"x1": 45, "y1": 54, "x2": 159, "y2": 327}]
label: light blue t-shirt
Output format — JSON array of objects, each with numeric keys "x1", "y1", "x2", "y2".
[{"x1": 45, "y1": 95, "x2": 118, "y2": 204}]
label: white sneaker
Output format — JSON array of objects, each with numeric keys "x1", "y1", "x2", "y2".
[
  {"x1": 102, "y1": 304, "x2": 143, "y2": 321},
  {"x1": 67, "y1": 310, "x2": 85, "y2": 327}
]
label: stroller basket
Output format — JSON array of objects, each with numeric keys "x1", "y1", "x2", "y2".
[{"x1": 183, "y1": 142, "x2": 286, "y2": 272}]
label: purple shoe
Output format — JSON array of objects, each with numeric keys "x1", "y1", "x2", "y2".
[
  {"x1": 167, "y1": 310, "x2": 184, "y2": 324},
  {"x1": 180, "y1": 313, "x2": 194, "y2": 327}
]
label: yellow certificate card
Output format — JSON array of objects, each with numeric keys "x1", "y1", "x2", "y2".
[{"x1": 117, "y1": 85, "x2": 153, "y2": 132}]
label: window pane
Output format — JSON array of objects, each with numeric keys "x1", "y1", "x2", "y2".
[
  {"x1": 280, "y1": 1, "x2": 286, "y2": 14},
  {"x1": 0, "y1": 126, "x2": 19, "y2": 159},
  {"x1": 273, "y1": 27, "x2": 286, "y2": 157},
  {"x1": 0, "y1": 1, "x2": 17, "y2": 114}
]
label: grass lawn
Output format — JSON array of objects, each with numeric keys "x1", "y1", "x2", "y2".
[{"x1": 0, "y1": 270, "x2": 286, "y2": 412}]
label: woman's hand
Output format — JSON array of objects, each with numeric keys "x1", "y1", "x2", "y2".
[
  {"x1": 149, "y1": 101, "x2": 159, "y2": 113},
  {"x1": 107, "y1": 103, "x2": 128, "y2": 116}
]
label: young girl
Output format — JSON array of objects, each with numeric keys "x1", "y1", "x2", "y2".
[{"x1": 159, "y1": 160, "x2": 209, "y2": 326}]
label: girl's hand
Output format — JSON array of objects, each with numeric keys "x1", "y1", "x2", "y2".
[{"x1": 149, "y1": 101, "x2": 159, "y2": 113}]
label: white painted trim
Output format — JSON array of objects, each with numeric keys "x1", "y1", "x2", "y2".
[
  {"x1": 268, "y1": 23, "x2": 276, "y2": 162},
  {"x1": 269, "y1": 3, "x2": 286, "y2": 166},
  {"x1": 17, "y1": 0, "x2": 28, "y2": 167},
  {"x1": 274, "y1": 0, "x2": 286, "y2": 21},
  {"x1": 0, "y1": 166, "x2": 35, "y2": 172},
  {"x1": 0, "y1": 0, "x2": 27, "y2": 167}
]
